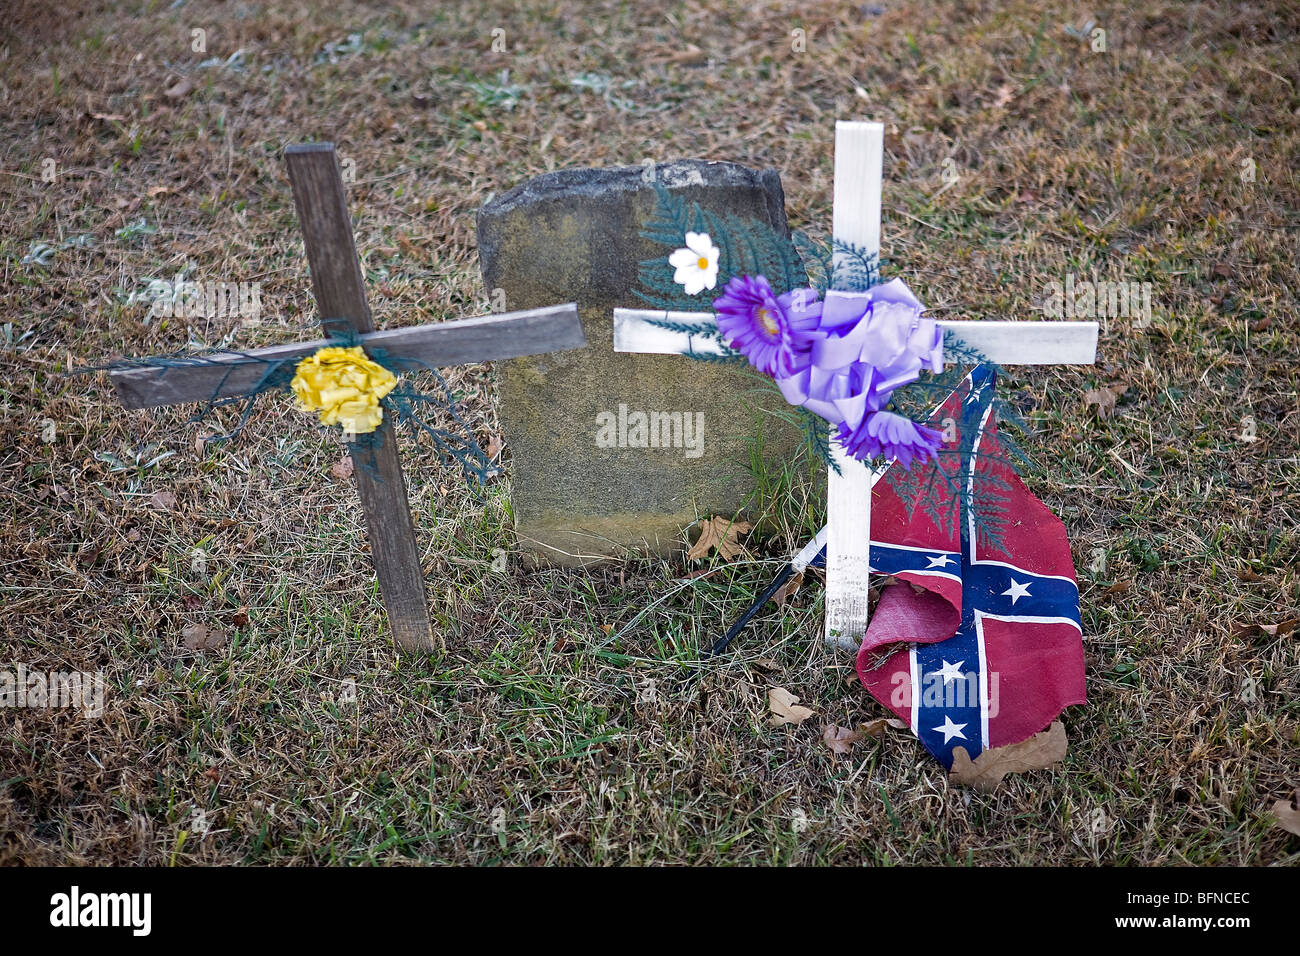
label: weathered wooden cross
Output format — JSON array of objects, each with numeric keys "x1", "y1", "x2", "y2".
[
  {"x1": 613, "y1": 121, "x2": 1099, "y2": 649},
  {"x1": 109, "y1": 144, "x2": 586, "y2": 654}
]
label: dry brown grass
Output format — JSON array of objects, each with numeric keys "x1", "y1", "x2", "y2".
[{"x1": 0, "y1": 0, "x2": 1297, "y2": 864}]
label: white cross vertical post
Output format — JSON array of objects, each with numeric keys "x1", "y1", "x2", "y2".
[
  {"x1": 824, "y1": 121, "x2": 883, "y2": 650},
  {"x1": 609, "y1": 120, "x2": 1100, "y2": 652}
]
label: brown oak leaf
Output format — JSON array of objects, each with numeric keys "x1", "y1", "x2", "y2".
[
  {"x1": 949, "y1": 721, "x2": 1068, "y2": 791},
  {"x1": 1083, "y1": 384, "x2": 1128, "y2": 420},
  {"x1": 1235, "y1": 618, "x2": 1298, "y2": 639},
  {"x1": 768, "y1": 687, "x2": 814, "y2": 726},
  {"x1": 822, "y1": 723, "x2": 861, "y2": 754},
  {"x1": 1270, "y1": 790, "x2": 1300, "y2": 837},
  {"x1": 182, "y1": 622, "x2": 227, "y2": 652},
  {"x1": 772, "y1": 571, "x2": 804, "y2": 608},
  {"x1": 861, "y1": 716, "x2": 909, "y2": 737},
  {"x1": 687, "y1": 516, "x2": 752, "y2": 561}
]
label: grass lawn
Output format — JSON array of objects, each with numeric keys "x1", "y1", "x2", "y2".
[{"x1": 1, "y1": 0, "x2": 1297, "y2": 865}]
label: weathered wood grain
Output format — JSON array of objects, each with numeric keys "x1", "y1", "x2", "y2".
[
  {"x1": 285, "y1": 143, "x2": 434, "y2": 655},
  {"x1": 110, "y1": 303, "x2": 585, "y2": 410}
]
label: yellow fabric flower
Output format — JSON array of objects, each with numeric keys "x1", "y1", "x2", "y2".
[{"x1": 290, "y1": 346, "x2": 397, "y2": 435}]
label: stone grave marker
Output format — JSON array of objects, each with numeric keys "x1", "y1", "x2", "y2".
[{"x1": 477, "y1": 161, "x2": 809, "y2": 566}]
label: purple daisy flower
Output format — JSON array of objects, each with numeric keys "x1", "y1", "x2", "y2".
[
  {"x1": 713, "y1": 275, "x2": 822, "y2": 377},
  {"x1": 836, "y1": 410, "x2": 943, "y2": 469}
]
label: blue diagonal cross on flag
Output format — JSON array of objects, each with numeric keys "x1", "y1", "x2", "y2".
[{"x1": 720, "y1": 366, "x2": 1087, "y2": 767}]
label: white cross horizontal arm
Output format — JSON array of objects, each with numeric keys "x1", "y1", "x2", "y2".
[{"x1": 612, "y1": 309, "x2": 1100, "y2": 366}]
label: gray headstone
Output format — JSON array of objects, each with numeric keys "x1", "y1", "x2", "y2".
[{"x1": 477, "y1": 161, "x2": 808, "y2": 566}]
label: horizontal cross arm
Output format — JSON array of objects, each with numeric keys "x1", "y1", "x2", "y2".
[
  {"x1": 612, "y1": 308, "x2": 1098, "y2": 365},
  {"x1": 110, "y1": 302, "x2": 586, "y2": 410}
]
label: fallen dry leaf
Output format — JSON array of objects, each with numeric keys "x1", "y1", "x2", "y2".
[
  {"x1": 822, "y1": 723, "x2": 861, "y2": 754},
  {"x1": 1084, "y1": 384, "x2": 1128, "y2": 420},
  {"x1": 752, "y1": 657, "x2": 781, "y2": 672},
  {"x1": 181, "y1": 622, "x2": 227, "y2": 652},
  {"x1": 149, "y1": 490, "x2": 177, "y2": 512},
  {"x1": 992, "y1": 83, "x2": 1015, "y2": 108},
  {"x1": 861, "y1": 716, "x2": 909, "y2": 737},
  {"x1": 666, "y1": 43, "x2": 707, "y2": 65},
  {"x1": 687, "y1": 516, "x2": 752, "y2": 561},
  {"x1": 1106, "y1": 579, "x2": 1132, "y2": 595},
  {"x1": 949, "y1": 721, "x2": 1068, "y2": 791},
  {"x1": 230, "y1": 607, "x2": 249, "y2": 628},
  {"x1": 165, "y1": 77, "x2": 194, "y2": 99},
  {"x1": 1235, "y1": 618, "x2": 1298, "y2": 639},
  {"x1": 330, "y1": 455, "x2": 354, "y2": 480},
  {"x1": 771, "y1": 571, "x2": 803, "y2": 608},
  {"x1": 768, "y1": 687, "x2": 815, "y2": 726},
  {"x1": 1269, "y1": 790, "x2": 1300, "y2": 837}
]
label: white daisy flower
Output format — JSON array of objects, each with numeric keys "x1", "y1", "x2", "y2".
[{"x1": 668, "y1": 231, "x2": 720, "y2": 296}]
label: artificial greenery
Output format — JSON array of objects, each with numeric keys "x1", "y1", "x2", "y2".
[
  {"x1": 634, "y1": 183, "x2": 1037, "y2": 550},
  {"x1": 636, "y1": 184, "x2": 808, "y2": 308},
  {"x1": 76, "y1": 325, "x2": 496, "y2": 485}
]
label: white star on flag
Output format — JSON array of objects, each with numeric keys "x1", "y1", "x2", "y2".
[
  {"x1": 933, "y1": 716, "x2": 968, "y2": 744},
  {"x1": 926, "y1": 554, "x2": 954, "y2": 568},
  {"x1": 1002, "y1": 578, "x2": 1032, "y2": 604},
  {"x1": 936, "y1": 659, "x2": 965, "y2": 684}
]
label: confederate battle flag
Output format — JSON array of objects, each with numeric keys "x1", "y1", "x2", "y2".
[{"x1": 856, "y1": 365, "x2": 1087, "y2": 767}]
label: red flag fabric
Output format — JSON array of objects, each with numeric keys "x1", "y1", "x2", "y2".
[{"x1": 856, "y1": 366, "x2": 1086, "y2": 767}]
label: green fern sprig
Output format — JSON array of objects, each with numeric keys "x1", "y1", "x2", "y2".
[
  {"x1": 644, "y1": 316, "x2": 725, "y2": 339},
  {"x1": 681, "y1": 350, "x2": 750, "y2": 367},
  {"x1": 791, "y1": 233, "x2": 884, "y2": 296},
  {"x1": 798, "y1": 407, "x2": 842, "y2": 477},
  {"x1": 636, "y1": 185, "x2": 808, "y2": 311},
  {"x1": 831, "y1": 239, "x2": 882, "y2": 292}
]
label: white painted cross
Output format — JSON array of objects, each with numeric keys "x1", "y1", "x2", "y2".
[{"x1": 613, "y1": 121, "x2": 1098, "y2": 650}]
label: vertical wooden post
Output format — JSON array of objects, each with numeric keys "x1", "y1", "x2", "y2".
[
  {"x1": 285, "y1": 143, "x2": 435, "y2": 654},
  {"x1": 824, "y1": 121, "x2": 884, "y2": 651}
]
